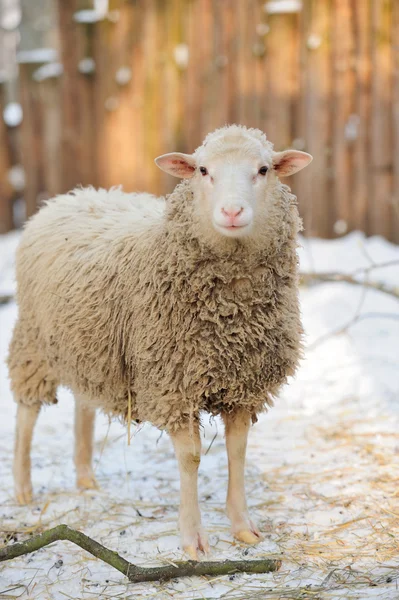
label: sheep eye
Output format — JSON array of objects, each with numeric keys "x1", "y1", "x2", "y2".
[
  {"x1": 199, "y1": 166, "x2": 208, "y2": 176},
  {"x1": 258, "y1": 166, "x2": 268, "y2": 176}
]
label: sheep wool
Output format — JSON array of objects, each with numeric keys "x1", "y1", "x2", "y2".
[{"x1": 8, "y1": 126, "x2": 303, "y2": 432}]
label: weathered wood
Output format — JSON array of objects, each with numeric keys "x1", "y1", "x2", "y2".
[
  {"x1": 392, "y1": 0, "x2": 399, "y2": 241},
  {"x1": 370, "y1": 0, "x2": 393, "y2": 240},
  {"x1": 331, "y1": 0, "x2": 355, "y2": 235},
  {"x1": 1, "y1": 0, "x2": 399, "y2": 241},
  {"x1": 264, "y1": 8, "x2": 298, "y2": 148},
  {"x1": 352, "y1": 0, "x2": 372, "y2": 236},
  {"x1": 38, "y1": 77, "x2": 62, "y2": 199},
  {"x1": 58, "y1": 0, "x2": 95, "y2": 192},
  {"x1": 295, "y1": 0, "x2": 333, "y2": 238},
  {"x1": 18, "y1": 63, "x2": 45, "y2": 218},
  {"x1": 0, "y1": 85, "x2": 14, "y2": 232},
  {"x1": 0, "y1": 524, "x2": 281, "y2": 584}
]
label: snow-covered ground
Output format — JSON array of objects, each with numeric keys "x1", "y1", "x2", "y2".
[{"x1": 1, "y1": 230, "x2": 399, "y2": 599}]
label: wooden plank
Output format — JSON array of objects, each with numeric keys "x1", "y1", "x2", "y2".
[
  {"x1": 352, "y1": 0, "x2": 372, "y2": 236},
  {"x1": 57, "y1": 0, "x2": 84, "y2": 191},
  {"x1": 370, "y1": 0, "x2": 393, "y2": 239},
  {"x1": 0, "y1": 84, "x2": 14, "y2": 232},
  {"x1": 264, "y1": 7, "x2": 298, "y2": 147},
  {"x1": 331, "y1": 0, "x2": 356, "y2": 236},
  {"x1": 143, "y1": 0, "x2": 167, "y2": 194},
  {"x1": 18, "y1": 64, "x2": 45, "y2": 218},
  {"x1": 207, "y1": 0, "x2": 228, "y2": 131},
  {"x1": 197, "y1": 0, "x2": 215, "y2": 137},
  {"x1": 38, "y1": 77, "x2": 62, "y2": 199},
  {"x1": 235, "y1": 0, "x2": 252, "y2": 125},
  {"x1": 185, "y1": 0, "x2": 204, "y2": 148},
  {"x1": 225, "y1": 0, "x2": 239, "y2": 124},
  {"x1": 301, "y1": 0, "x2": 333, "y2": 238},
  {"x1": 392, "y1": 0, "x2": 399, "y2": 241}
]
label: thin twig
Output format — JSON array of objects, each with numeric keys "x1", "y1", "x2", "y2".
[
  {"x1": 0, "y1": 525, "x2": 281, "y2": 584},
  {"x1": 308, "y1": 312, "x2": 399, "y2": 350},
  {"x1": 300, "y1": 271, "x2": 399, "y2": 300}
]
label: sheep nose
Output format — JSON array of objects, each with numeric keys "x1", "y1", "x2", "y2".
[{"x1": 221, "y1": 207, "x2": 244, "y2": 218}]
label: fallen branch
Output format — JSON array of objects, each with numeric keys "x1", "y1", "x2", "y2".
[
  {"x1": 300, "y1": 271, "x2": 399, "y2": 301},
  {"x1": 0, "y1": 524, "x2": 281, "y2": 583}
]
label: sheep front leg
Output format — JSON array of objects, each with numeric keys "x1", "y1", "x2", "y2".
[
  {"x1": 222, "y1": 410, "x2": 261, "y2": 544},
  {"x1": 170, "y1": 424, "x2": 209, "y2": 560},
  {"x1": 14, "y1": 403, "x2": 41, "y2": 505},
  {"x1": 74, "y1": 396, "x2": 98, "y2": 490}
]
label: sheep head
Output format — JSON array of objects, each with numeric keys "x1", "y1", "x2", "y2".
[{"x1": 155, "y1": 125, "x2": 312, "y2": 243}]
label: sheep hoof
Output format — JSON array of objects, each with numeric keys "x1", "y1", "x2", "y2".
[
  {"x1": 234, "y1": 529, "x2": 261, "y2": 545},
  {"x1": 77, "y1": 475, "x2": 98, "y2": 490},
  {"x1": 183, "y1": 532, "x2": 210, "y2": 561},
  {"x1": 15, "y1": 485, "x2": 33, "y2": 505}
]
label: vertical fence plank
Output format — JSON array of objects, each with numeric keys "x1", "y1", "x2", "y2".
[
  {"x1": 264, "y1": 6, "x2": 299, "y2": 148},
  {"x1": 58, "y1": 0, "x2": 89, "y2": 191},
  {"x1": 143, "y1": 0, "x2": 167, "y2": 194},
  {"x1": 0, "y1": 85, "x2": 13, "y2": 231},
  {"x1": 370, "y1": 0, "x2": 393, "y2": 239},
  {"x1": 236, "y1": 0, "x2": 251, "y2": 125},
  {"x1": 294, "y1": 0, "x2": 333, "y2": 238},
  {"x1": 186, "y1": 0, "x2": 203, "y2": 149},
  {"x1": 331, "y1": 0, "x2": 356, "y2": 235},
  {"x1": 208, "y1": 0, "x2": 228, "y2": 130},
  {"x1": 19, "y1": 63, "x2": 45, "y2": 217},
  {"x1": 391, "y1": 0, "x2": 399, "y2": 241},
  {"x1": 352, "y1": 0, "x2": 372, "y2": 236},
  {"x1": 0, "y1": 85, "x2": 14, "y2": 232},
  {"x1": 38, "y1": 77, "x2": 62, "y2": 199}
]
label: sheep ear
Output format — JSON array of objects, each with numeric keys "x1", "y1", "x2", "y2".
[
  {"x1": 154, "y1": 153, "x2": 196, "y2": 179},
  {"x1": 272, "y1": 150, "x2": 313, "y2": 177}
]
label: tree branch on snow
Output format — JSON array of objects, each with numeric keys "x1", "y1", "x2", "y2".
[
  {"x1": 302, "y1": 260, "x2": 399, "y2": 348},
  {"x1": 300, "y1": 265, "x2": 399, "y2": 301},
  {"x1": 0, "y1": 524, "x2": 281, "y2": 583},
  {"x1": 307, "y1": 312, "x2": 399, "y2": 350}
]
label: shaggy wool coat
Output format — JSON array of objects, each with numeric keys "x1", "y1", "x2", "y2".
[{"x1": 8, "y1": 179, "x2": 303, "y2": 432}]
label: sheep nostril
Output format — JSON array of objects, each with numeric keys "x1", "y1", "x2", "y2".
[{"x1": 221, "y1": 207, "x2": 244, "y2": 218}]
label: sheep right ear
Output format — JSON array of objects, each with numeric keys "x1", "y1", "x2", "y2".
[
  {"x1": 154, "y1": 153, "x2": 196, "y2": 179},
  {"x1": 272, "y1": 150, "x2": 313, "y2": 177}
]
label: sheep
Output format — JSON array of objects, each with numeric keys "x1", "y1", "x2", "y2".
[{"x1": 8, "y1": 125, "x2": 312, "y2": 559}]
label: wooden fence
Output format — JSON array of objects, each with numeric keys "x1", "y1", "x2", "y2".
[{"x1": 1, "y1": 0, "x2": 399, "y2": 241}]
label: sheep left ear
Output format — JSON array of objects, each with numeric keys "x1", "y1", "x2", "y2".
[
  {"x1": 154, "y1": 152, "x2": 196, "y2": 179},
  {"x1": 272, "y1": 150, "x2": 313, "y2": 177}
]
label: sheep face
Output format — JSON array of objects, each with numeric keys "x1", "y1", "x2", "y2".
[{"x1": 155, "y1": 126, "x2": 312, "y2": 241}]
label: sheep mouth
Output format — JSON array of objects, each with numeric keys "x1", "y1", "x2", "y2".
[{"x1": 214, "y1": 222, "x2": 252, "y2": 237}]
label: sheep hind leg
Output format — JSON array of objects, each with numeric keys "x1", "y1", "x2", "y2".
[
  {"x1": 222, "y1": 410, "x2": 262, "y2": 544},
  {"x1": 14, "y1": 403, "x2": 41, "y2": 505},
  {"x1": 74, "y1": 395, "x2": 98, "y2": 490},
  {"x1": 170, "y1": 424, "x2": 209, "y2": 561}
]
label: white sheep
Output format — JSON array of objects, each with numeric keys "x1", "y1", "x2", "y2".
[{"x1": 8, "y1": 125, "x2": 312, "y2": 559}]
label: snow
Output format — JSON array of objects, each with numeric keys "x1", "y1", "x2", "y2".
[
  {"x1": 7, "y1": 164, "x2": 25, "y2": 192},
  {"x1": 264, "y1": 0, "x2": 303, "y2": 14},
  {"x1": 115, "y1": 66, "x2": 132, "y2": 86},
  {"x1": 17, "y1": 48, "x2": 58, "y2": 65},
  {"x1": 73, "y1": 10, "x2": 105, "y2": 24},
  {"x1": 173, "y1": 44, "x2": 189, "y2": 69},
  {"x1": 0, "y1": 0, "x2": 21, "y2": 30},
  {"x1": 3, "y1": 102, "x2": 22, "y2": 128},
  {"x1": 32, "y1": 62, "x2": 63, "y2": 82},
  {"x1": 1, "y1": 230, "x2": 399, "y2": 598},
  {"x1": 78, "y1": 58, "x2": 96, "y2": 75}
]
